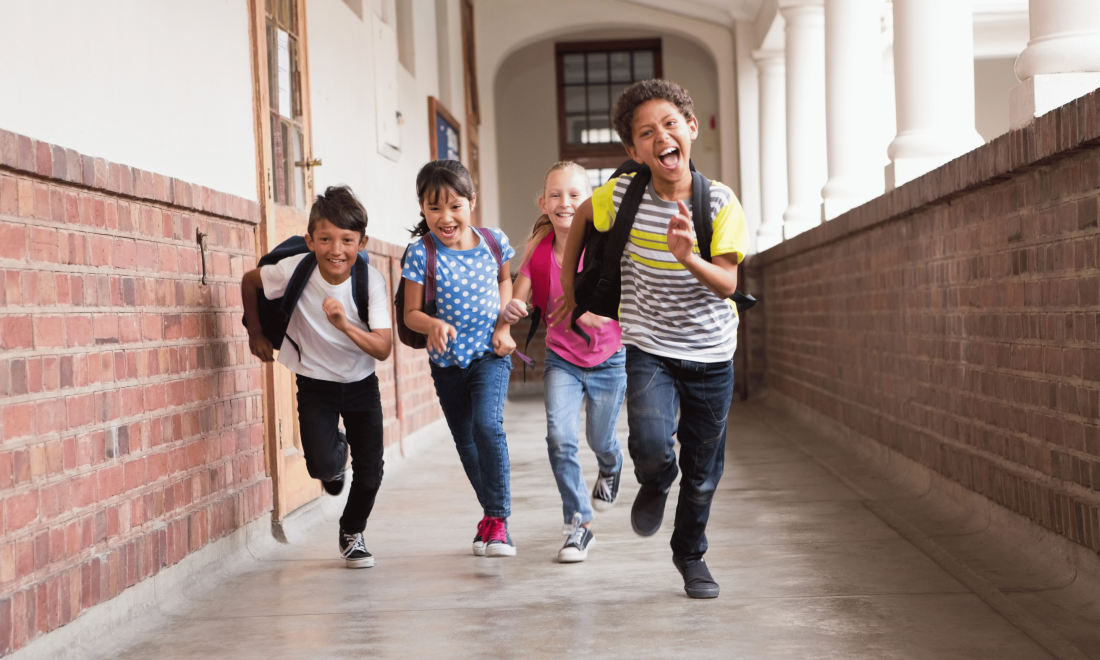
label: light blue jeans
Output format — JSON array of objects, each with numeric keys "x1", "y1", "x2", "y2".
[{"x1": 544, "y1": 347, "x2": 626, "y2": 525}]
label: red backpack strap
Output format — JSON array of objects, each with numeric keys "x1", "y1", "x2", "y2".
[
  {"x1": 528, "y1": 233, "x2": 555, "y2": 313},
  {"x1": 474, "y1": 227, "x2": 504, "y2": 267},
  {"x1": 423, "y1": 233, "x2": 438, "y2": 306}
]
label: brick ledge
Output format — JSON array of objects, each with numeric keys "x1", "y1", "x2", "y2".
[{"x1": 0, "y1": 129, "x2": 260, "y2": 225}]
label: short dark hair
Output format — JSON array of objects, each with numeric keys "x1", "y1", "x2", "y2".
[
  {"x1": 308, "y1": 185, "x2": 368, "y2": 236},
  {"x1": 611, "y1": 79, "x2": 695, "y2": 146},
  {"x1": 410, "y1": 160, "x2": 476, "y2": 237}
]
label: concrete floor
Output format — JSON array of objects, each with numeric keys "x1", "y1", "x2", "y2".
[{"x1": 75, "y1": 398, "x2": 1100, "y2": 659}]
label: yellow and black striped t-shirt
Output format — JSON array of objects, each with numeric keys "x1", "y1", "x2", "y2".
[{"x1": 591, "y1": 172, "x2": 748, "y2": 363}]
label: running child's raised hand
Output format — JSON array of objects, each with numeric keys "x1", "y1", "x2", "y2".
[
  {"x1": 667, "y1": 200, "x2": 696, "y2": 265},
  {"x1": 427, "y1": 319, "x2": 458, "y2": 354},
  {"x1": 322, "y1": 296, "x2": 349, "y2": 331},
  {"x1": 501, "y1": 298, "x2": 528, "y2": 325},
  {"x1": 577, "y1": 312, "x2": 610, "y2": 330}
]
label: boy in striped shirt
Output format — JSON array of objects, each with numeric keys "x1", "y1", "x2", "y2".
[{"x1": 556, "y1": 79, "x2": 748, "y2": 599}]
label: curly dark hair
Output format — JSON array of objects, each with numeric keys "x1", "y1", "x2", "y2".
[
  {"x1": 611, "y1": 79, "x2": 695, "y2": 146},
  {"x1": 308, "y1": 185, "x2": 368, "y2": 236}
]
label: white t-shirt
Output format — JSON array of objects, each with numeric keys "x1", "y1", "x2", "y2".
[{"x1": 260, "y1": 253, "x2": 391, "y2": 383}]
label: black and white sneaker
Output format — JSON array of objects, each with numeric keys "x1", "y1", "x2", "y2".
[
  {"x1": 339, "y1": 529, "x2": 374, "y2": 568},
  {"x1": 558, "y1": 513, "x2": 595, "y2": 563},
  {"x1": 591, "y1": 468, "x2": 621, "y2": 512}
]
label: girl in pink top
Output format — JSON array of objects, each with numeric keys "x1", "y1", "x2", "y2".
[{"x1": 502, "y1": 162, "x2": 625, "y2": 563}]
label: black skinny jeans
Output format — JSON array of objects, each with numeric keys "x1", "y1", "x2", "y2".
[{"x1": 296, "y1": 373, "x2": 384, "y2": 534}]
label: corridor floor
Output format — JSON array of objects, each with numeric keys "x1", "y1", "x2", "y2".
[{"x1": 83, "y1": 398, "x2": 1100, "y2": 659}]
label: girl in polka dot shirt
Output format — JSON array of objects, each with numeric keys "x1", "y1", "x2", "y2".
[{"x1": 402, "y1": 160, "x2": 519, "y2": 557}]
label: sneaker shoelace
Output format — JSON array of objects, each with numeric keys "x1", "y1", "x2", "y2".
[
  {"x1": 341, "y1": 532, "x2": 367, "y2": 558},
  {"x1": 565, "y1": 524, "x2": 587, "y2": 548},
  {"x1": 475, "y1": 516, "x2": 490, "y2": 542},
  {"x1": 485, "y1": 517, "x2": 509, "y2": 544},
  {"x1": 594, "y1": 474, "x2": 615, "y2": 501}
]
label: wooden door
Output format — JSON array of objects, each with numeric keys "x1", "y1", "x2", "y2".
[{"x1": 248, "y1": 0, "x2": 322, "y2": 524}]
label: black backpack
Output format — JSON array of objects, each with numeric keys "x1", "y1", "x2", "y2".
[
  {"x1": 570, "y1": 159, "x2": 756, "y2": 343},
  {"x1": 241, "y1": 235, "x2": 372, "y2": 357}
]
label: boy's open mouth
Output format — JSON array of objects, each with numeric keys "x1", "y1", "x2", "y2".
[{"x1": 658, "y1": 146, "x2": 681, "y2": 170}]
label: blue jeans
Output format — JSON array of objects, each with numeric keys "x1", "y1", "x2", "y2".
[
  {"x1": 430, "y1": 352, "x2": 513, "y2": 518},
  {"x1": 544, "y1": 347, "x2": 626, "y2": 525},
  {"x1": 625, "y1": 345, "x2": 734, "y2": 562}
]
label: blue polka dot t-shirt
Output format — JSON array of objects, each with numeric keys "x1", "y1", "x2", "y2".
[{"x1": 401, "y1": 228, "x2": 516, "y2": 368}]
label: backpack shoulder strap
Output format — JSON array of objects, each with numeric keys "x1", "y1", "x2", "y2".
[
  {"x1": 528, "y1": 233, "x2": 555, "y2": 312},
  {"x1": 474, "y1": 227, "x2": 504, "y2": 267},
  {"x1": 690, "y1": 171, "x2": 713, "y2": 263},
  {"x1": 351, "y1": 253, "x2": 371, "y2": 331},
  {"x1": 278, "y1": 252, "x2": 317, "y2": 324},
  {"x1": 601, "y1": 168, "x2": 650, "y2": 278},
  {"x1": 422, "y1": 234, "x2": 438, "y2": 306}
]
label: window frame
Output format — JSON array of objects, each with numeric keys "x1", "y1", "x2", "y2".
[
  {"x1": 264, "y1": 0, "x2": 315, "y2": 210},
  {"x1": 555, "y1": 38, "x2": 663, "y2": 169}
]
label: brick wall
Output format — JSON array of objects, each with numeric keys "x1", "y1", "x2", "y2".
[
  {"x1": 0, "y1": 129, "x2": 269, "y2": 654},
  {"x1": 0, "y1": 129, "x2": 444, "y2": 655},
  {"x1": 746, "y1": 90, "x2": 1100, "y2": 553}
]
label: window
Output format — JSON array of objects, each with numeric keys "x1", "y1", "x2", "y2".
[
  {"x1": 266, "y1": 0, "x2": 308, "y2": 208},
  {"x1": 556, "y1": 39, "x2": 662, "y2": 167}
]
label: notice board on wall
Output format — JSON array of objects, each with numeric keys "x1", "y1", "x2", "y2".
[{"x1": 429, "y1": 96, "x2": 461, "y2": 161}]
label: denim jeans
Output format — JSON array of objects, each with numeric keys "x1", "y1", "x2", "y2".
[
  {"x1": 625, "y1": 345, "x2": 734, "y2": 562},
  {"x1": 544, "y1": 347, "x2": 626, "y2": 525},
  {"x1": 430, "y1": 352, "x2": 513, "y2": 518},
  {"x1": 296, "y1": 373, "x2": 384, "y2": 534}
]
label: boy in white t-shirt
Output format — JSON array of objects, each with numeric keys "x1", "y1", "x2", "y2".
[{"x1": 241, "y1": 186, "x2": 392, "y2": 568}]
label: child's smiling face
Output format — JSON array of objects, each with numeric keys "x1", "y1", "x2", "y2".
[
  {"x1": 538, "y1": 169, "x2": 590, "y2": 236},
  {"x1": 421, "y1": 188, "x2": 477, "y2": 249},
  {"x1": 624, "y1": 99, "x2": 699, "y2": 188},
  {"x1": 304, "y1": 217, "x2": 368, "y2": 285}
]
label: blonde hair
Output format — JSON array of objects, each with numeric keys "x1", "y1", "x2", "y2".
[{"x1": 520, "y1": 161, "x2": 591, "y2": 267}]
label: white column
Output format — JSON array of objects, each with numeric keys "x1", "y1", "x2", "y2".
[
  {"x1": 1010, "y1": 0, "x2": 1100, "y2": 129},
  {"x1": 821, "y1": 0, "x2": 886, "y2": 220},
  {"x1": 779, "y1": 0, "x2": 827, "y2": 239},
  {"x1": 754, "y1": 49, "x2": 788, "y2": 251},
  {"x1": 887, "y1": 0, "x2": 983, "y2": 189}
]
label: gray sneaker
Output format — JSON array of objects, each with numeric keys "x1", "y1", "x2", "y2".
[
  {"x1": 591, "y1": 469, "x2": 621, "y2": 512},
  {"x1": 558, "y1": 513, "x2": 595, "y2": 563}
]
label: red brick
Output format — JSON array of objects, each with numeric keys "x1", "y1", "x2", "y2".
[
  {"x1": 4, "y1": 491, "x2": 39, "y2": 532},
  {"x1": 0, "y1": 222, "x2": 26, "y2": 260},
  {"x1": 36, "y1": 399, "x2": 67, "y2": 436},
  {"x1": 33, "y1": 315, "x2": 65, "y2": 348},
  {"x1": 92, "y1": 314, "x2": 119, "y2": 344},
  {"x1": 0, "y1": 177, "x2": 17, "y2": 216},
  {"x1": 1, "y1": 315, "x2": 32, "y2": 350},
  {"x1": 66, "y1": 394, "x2": 94, "y2": 429},
  {"x1": 65, "y1": 315, "x2": 93, "y2": 348}
]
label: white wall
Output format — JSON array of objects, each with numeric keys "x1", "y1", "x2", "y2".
[
  {"x1": 307, "y1": 0, "x2": 459, "y2": 247},
  {"x1": 476, "y1": 0, "x2": 738, "y2": 232},
  {"x1": 0, "y1": 0, "x2": 257, "y2": 201}
]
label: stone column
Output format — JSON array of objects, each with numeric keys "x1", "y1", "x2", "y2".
[
  {"x1": 886, "y1": 0, "x2": 983, "y2": 189},
  {"x1": 754, "y1": 49, "x2": 788, "y2": 251},
  {"x1": 821, "y1": 0, "x2": 886, "y2": 220},
  {"x1": 779, "y1": 0, "x2": 827, "y2": 239},
  {"x1": 1010, "y1": 0, "x2": 1100, "y2": 128}
]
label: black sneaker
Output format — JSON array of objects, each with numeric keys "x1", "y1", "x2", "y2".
[
  {"x1": 339, "y1": 529, "x2": 374, "y2": 568},
  {"x1": 630, "y1": 484, "x2": 669, "y2": 536},
  {"x1": 558, "y1": 514, "x2": 595, "y2": 563},
  {"x1": 322, "y1": 470, "x2": 345, "y2": 496},
  {"x1": 591, "y1": 468, "x2": 621, "y2": 512},
  {"x1": 673, "y1": 557, "x2": 719, "y2": 598}
]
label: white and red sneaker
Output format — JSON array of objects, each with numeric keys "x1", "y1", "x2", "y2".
[
  {"x1": 472, "y1": 516, "x2": 490, "y2": 556},
  {"x1": 483, "y1": 517, "x2": 516, "y2": 557}
]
